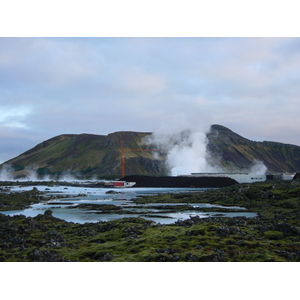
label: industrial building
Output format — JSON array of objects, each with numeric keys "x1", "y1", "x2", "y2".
[
  {"x1": 113, "y1": 181, "x2": 136, "y2": 188},
  {"x1": 190, "y1": 172, "x2": 295, "y2": 183},
  {"x1": 190, "y1": 173, "x2": 266, "y2": 183},
  {"x1": 113, "y1": 172, "x2": 296, "y2": 188}
]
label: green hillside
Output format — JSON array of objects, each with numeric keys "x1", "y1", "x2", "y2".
[
  {"x1": 207, "y1": 125, "x2": 300, "y2": 172},
  {"x1": 1, "y1": 131, "x2": 166, "y2": 179},
  {"x1": 1, "y1": 125, "x2": 300, "y2": 179}
]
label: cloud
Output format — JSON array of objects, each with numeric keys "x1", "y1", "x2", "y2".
[
  {"x1": 0, "y1": 37, "x2": 300, "y2": 164},
  {"x1": 0, "y1": 106, "x2": 31, "y2": 128}
]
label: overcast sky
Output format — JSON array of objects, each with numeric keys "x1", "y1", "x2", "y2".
[{"x1": 1, "y1": 37, "x2": 300, "y2": 163}]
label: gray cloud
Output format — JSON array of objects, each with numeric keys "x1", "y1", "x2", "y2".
[{"x1": 0, "y1": 37, "x2": 300, "y2": 163}]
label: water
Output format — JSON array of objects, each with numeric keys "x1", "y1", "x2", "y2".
[{"x1": 1, "y1": 185, "x2": 257, "y2": 224}]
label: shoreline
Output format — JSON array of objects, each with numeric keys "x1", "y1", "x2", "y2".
[{"x1": 1, "y1": 179, "x2": 300, "y2": 262}]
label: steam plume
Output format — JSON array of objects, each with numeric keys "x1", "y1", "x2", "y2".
[
  {"x1": 146, "y1": 123, "x2": 267, "y2": 176},
  {"x1": 146, "y1": 123, "x2": 217, "y2": 176},
  {"x1": 0, "y1": 164, "x2": 15, "y2": 181},
  {"x1": 0, "y1": 163, "x2": 82, "y2": 182},
  {"x1": 248, "y1": 159, "x2": 268, "y2": 175}
]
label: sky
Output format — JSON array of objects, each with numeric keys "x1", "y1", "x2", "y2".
[
  {"x1": 1, "y1": 0, "x2": 299, "y2": 293},
  {"x1": 1, "y1": 36, "x2": 300, "y2": 163}
]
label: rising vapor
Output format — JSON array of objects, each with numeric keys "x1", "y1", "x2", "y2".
[
  {"x1": 0, "y1": 163, "x2": 82, "y2": 182},
  {"x1": 145, "y1": 123, "x2": 217, "y2": 175},
  {"x1": 146, "y1": 124, "x2": 268, "y2": 176}
]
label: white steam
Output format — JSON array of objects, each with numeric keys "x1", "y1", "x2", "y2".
[
  {"x1": 161, "y1": 130, "x2": 214, "y2": 175},
  {"x1": 0, "y1": 164, "x2": 15, "y2": 181},
  {"x1": 146, "y1": 123, "x2": 218, "y2": 176},
  {"x1": 0, "y1": 121, "x2": 268, "y2": 181},
  {"x1": 0, "y1": 163, "x2": 82, "y2": 182},
  {"x1": 248, "y1": 159, "x2": 268, "y2": 175},
  {"x1": 146, "y1": 123, "x2": 268, "y2": 176}
]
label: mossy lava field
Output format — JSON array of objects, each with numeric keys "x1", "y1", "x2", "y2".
[{"x1": 1, "y1": 179, "x2": 300, "y2": 262}]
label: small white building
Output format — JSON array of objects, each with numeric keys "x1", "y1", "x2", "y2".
[
  {"x1": 113, "y1": 181, "x2": 136, "y2": 188},
  {"x1": 266, "y1": 173, "x2": 295, "y2": 181},
  {"x1": 282, "y1": 173, "x2": 295, "y2": 181},
  {"x1": 190, "y1": 173, "x2": 267, "y2": 183}
]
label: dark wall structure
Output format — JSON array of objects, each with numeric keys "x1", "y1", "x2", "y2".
[{"x1": 120, "y1": 175, "x2": 237, "y2": 188}]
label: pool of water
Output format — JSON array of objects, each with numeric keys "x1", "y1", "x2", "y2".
[{"x1": 1, "y1": 185, "x2": 257, "y2": 224}]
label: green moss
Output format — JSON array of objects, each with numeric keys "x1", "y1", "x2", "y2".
[
  {"x1": 2, "y1": 180, "x2": 300, "y2": 262},
  {"x1": 264, "y1": 230, "x2": 284, "y2": 240},
  {"x1": 0, "y1": 188, "x2": 44, "y2": 211}
]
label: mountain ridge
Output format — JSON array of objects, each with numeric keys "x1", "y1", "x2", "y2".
[
  {"x1": 1, "y1": 125, "x2": 300, "y2": 179},
  {"x1": 206, "y1": 125, "x2": 300, "y2": 172}
]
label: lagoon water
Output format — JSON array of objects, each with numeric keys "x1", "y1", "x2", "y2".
[{"x1": 1, "y1": 184, "x2": 257, "y2": 224}]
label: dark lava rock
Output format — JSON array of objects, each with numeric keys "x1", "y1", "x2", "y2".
[
  {"x1": 215, "y1": 226, "x2": 244, "y2": 237},
  {"x1": 199, "y1": 250, "x2": 226, "y2": 262},
  {"x1": 186, "y1": 229, "x2": 205, "y2": 236},
  {"x1": 164, "y1": 236, "x2": 177, "y2": 242},
  {"x1": 106, "y1": 190, "x2": 121, "y2": 194},
  {"x1": 94, "y1": 252, "x2": 114, "y2": 261},
  {"x1": 272, "y1": 223, "x2": 300, "y2": 236},
  {"x1": 275, "y1": 250, "x2": 300, "y2": 261},
  {"x1": 156, "y1": 248, "x2": 180, "y2": 254},
  {"x1": 75, "y1": 204, "x2": 122, "y2": 212},
  {"x1": 44, "y1": 229, "x2": 64, "y2": 240},
  {"x1": 186, "y1": 253, "x2": 199, "y2": 261},
  {"x1": 44, "y1": 230, "x2": 65, "y2": 247},
  {"x1": 155, "y1": 254, "x2": 181, "y2": 262},
  {"x1": 44, "y1": 209, "x2": 53, "y2": 217},
  {"x1": 10, "y1": 236, "x2": 25, "y2": 246},
  {"x1": 77, "y1": 227, "x2": 96, "y2": 236},
  {"x1": 32, "y1": 249, "x2": 71, "y2": 262},
  {"x1": 261, "y1": 222, "x2": 300, "y2": 236},
  {"x1": 123, "y1": 226, "x2": 142, "y2": 239},
  {"x1": 174, "y1": 215, "x2": 203, "y2": 227}
]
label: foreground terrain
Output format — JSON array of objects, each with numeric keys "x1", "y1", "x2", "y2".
[{"x1": 1, "y1": 180, "x2": 300, "y2": 262}]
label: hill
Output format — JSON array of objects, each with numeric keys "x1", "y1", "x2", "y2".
[
  {"x1": 1, "y1": 125, "x2": 300, "y2": 179},
  {"x1": 207, "y1": 125, "x2": 300, "y2": 172},
  {"x1": 0, "y1": 131, "x2": 167, "y2": 179}
]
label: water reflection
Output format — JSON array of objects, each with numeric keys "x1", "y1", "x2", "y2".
[{"x1": 1, "y1": 185, "x2": 257, "y2": 224}]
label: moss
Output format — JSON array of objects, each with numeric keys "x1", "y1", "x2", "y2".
[
  {"x1": 0, "y1": 188, "x2": 45, "y2": 211},
  {"x1": 2, "y1": 180, "x2": 300, "y2": 261},
  {"x1": 264, "y1": 230, "x2": 284, "y2": 240}
]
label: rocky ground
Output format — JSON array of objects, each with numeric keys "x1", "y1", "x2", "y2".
[
  {"x1": 1, "y1": 180, "x2": 300, "y2": 262},
  {"x1": 0, "y1": 186, "x2": 44, "y2": 211}
]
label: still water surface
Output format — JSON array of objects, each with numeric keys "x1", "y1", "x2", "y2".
[{"x1": 2, "y1": 185, "x2": 257, "y2": 224}]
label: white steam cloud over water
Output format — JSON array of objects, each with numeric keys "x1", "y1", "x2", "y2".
[
  {"x1": 0, "y1": 164, "x2": 15, "y2": 181},
  {"x1": 0, "y1": 164, "x2": 82, "y2": 182}
]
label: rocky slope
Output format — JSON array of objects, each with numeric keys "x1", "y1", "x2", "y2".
[
  {"x1": 1, "y1": 125, "x2": 300, "y2": 179},
  {"x1": 0, "y1": 131, "x2": 167, "y2": 179},
  {"x1": 207, "y1": 125, "x2": 300, "y2": 173}
]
